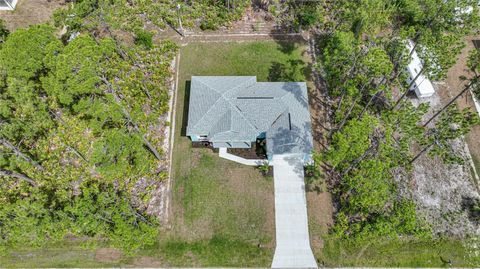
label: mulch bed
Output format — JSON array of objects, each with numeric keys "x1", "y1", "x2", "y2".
[
  {"x1": 191, "y1": 141, "x2": 266, "y2": 159},
  {"x1": 227, "y1": 140, "x2": 267, "y2": 160},
  {"x1": 191, "y1": 141, "x2": 218, "y2": 153},
  {"x1": 228, "y1": 148, "x2": 266, "y2": 160}
]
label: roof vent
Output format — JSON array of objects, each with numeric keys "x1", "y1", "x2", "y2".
[
  {"x1": 236, "y1": 97, "x2": 274, "y2": 100},
  {"x1": 288, "y1": 113, "x2": 292, "y2": 130}
]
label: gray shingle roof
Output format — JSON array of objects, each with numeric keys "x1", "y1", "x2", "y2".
[{"x1": 186, "y1": 76, "x2": 313, "y2": 156}]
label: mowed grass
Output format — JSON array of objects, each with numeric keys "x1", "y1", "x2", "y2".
[
  {"x1": 158, "y1": 40, "x2": 311, "y2": 266},
  {"x1": 318, "y1": 236, "x2": 478, "y2": 267},
  {"x1": 0, "y1": 241, "x2": 124, "y2": 267}
]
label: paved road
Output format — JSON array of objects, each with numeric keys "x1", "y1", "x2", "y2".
[{"x1": 271, "y1": 155, "x2": 317, "y2": 268}]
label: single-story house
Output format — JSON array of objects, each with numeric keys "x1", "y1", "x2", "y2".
[
  {"x1": 405, "y1": 40, "x2": 435, "y2": 98},
  {"x1": 0, "y1": 0, "x2": 17, "y2": 10},
  {"x1": 186, "y1": 76, "x2": 314, "y2": 162}
]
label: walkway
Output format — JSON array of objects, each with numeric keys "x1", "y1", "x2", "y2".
[
  {"x1": 271, "y1": 155, "x2": 317, "y2": 268},
  {"x1": 218, "y1": 147, "x2": 266, "y2": 166}
]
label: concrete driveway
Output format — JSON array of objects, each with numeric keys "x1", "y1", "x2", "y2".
[{"x1": 271, "y1": 155, "x2": 317, "y2": 268}]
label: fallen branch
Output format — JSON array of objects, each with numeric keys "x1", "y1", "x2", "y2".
[
  {"x1": 0, "y1": 169, "x2": 37, "y2": 186},
  {"x1": 0, "y1": 138, "x2": 44, "y2": 171}
]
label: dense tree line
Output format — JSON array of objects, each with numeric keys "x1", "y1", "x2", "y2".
[
  {"x1": 296, "y1": 0, "x2": 480, "y2": 240},
  {"x1": 0, "y1": 0, "x2": 251, "y2": 253},
  {"x1": 0, "y1": 23, "x2": 177, "y2": 252},
  {"x1": 54, "y1": 0, "x2": 250, "y2": 33}
]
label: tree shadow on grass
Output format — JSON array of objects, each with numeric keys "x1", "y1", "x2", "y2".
[
  {"x1": 276, "y1": 41, "x2": 297, "y2": 55},
  {"x1": 181, "y1": 80, "x2": 191, "y2": 137},
  {"x1": 268, "y1": 59, "x2": 308, "y2": 82}
]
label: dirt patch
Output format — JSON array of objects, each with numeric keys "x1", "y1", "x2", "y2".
[
  {"x1": 132, "y1": 256, "x2": 163, "y2": 267},
  {"x1": 307, "y1": 189, "x2": 334, "y2": 227},
  {"x1": 409, "y1": 145, "x2": 480, "y2": 236},
  {"x1": 94, "y1": 248, "x2": 122, "y2": 263},
  {"x1": 400, "y1": 53, "x2": 480, "y2": 236},
  {"x1": 307, "y1": 181, "x2": 333, "y2": 262},
  {"x1": 443, "y1": 35, "x2": 480, "y2": 188},
  {"x1": 0, "y1": 0, "x2": 64, "y2": 31},
  {"x1": 305, "y1": 35, "x2": 334, "y2": 255},
  {"x1": 154, "y1": 7, "x2": 296, "y2": 43}
]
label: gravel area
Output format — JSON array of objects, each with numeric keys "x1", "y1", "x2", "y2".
[{"x1": 398, "y1": 78, "x2": 480, "y2": 237}]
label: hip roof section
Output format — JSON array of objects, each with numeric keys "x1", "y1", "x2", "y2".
[{"x1": 186, "y1": 76, "x2": 313, "y2": 156}]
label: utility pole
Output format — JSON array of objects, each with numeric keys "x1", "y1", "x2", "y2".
[{"x1": 177, "y1": 4, "x2": 184, "y2": 37}]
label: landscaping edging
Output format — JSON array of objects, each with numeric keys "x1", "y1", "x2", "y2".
[{"x1": 163, "y1": 51, "x2": 180, "y2": 226}]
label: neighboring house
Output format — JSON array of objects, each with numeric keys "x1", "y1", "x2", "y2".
[
  {"x1": 0, "y1": 0, "x2": 17, "y2": 10},
  {"x1": 186, "y1": 76, "x2": 314, "y2": 162},
  {"x1": 405, "y1": 40, "x2": 435, "y2": 98}
]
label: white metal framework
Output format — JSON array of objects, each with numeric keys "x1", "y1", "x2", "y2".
[{"x1": 0, "y1": 0, "x2": 17, "y2": 10}]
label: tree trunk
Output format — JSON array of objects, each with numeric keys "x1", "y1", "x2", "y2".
[
  {"x1": 423, "y1": 78, "x2": 478, "y2": 127},
  {"x1": 0, "y1": 138, "x2": 44, "y2": 171},
  {"x1": 409, "y1": 142, "x2": 434, "y2": 164},
  {"x1": 335, "y1": 90, "x2": 345, "y2": 114},
  {"x1": 392, "y1": 66, "x2": 425, "y2": 109},
  {"x1": 359, "y1": 90, "x2": 380, "y2": 118},
  {"x1": 336, "y1": 94, "x2": 361, "y2": 131},
  {"x1": 340, "y1": 134, "x2": 381, "y2": 177},
  {"x1": 0, "y1": 169, "x2": 36, "y2": 186},
  {"x1": 49, "y1": 110, "x2": 90, "y2": 164},
  {"x1": 358, "y1": 76, "x2": 382, "y2": 118},
  {"x1": 140, "y1": 134, "x2": 162, "y2": 161},
  {"x1": 96, "y1": 16, "x2": 154, "y2": 99},
  {"x1": 101, "y1": 77, "x2": 163, "y2": 161},
  {"x1": 334, "y1": 77, "x2": 373, "y2": 132},
  {"x1": 405, "y1": 66, "x2": 425, "y2": 91}
]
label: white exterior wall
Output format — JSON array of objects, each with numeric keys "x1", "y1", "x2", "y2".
[
  {"x1": 0, "y1": 0, "x2": 17, "y2": 10},
  {"x1": 212, "y1": 141, "x2": 251, "y2": 148},
  {"x1": 406, "y1": 40, "x2": 435, "y2": 98}
]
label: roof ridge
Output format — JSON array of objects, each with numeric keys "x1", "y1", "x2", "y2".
[
  {"x1": 191, "y1": 76, "x2": 257, "y2": 133},
  {"x1": 194, "y1": 77, "x2": 223, "y2": 95},
  {"x1": 269, "y1": 109, "x2": 289, "y2": 128},
  {"x1": 189, "y1": 78, "x2": 225, "y2": 132},
  {"x1": 225, "y1": 77, "x2": 260, "y2": 132},
  {"x1": 222, "y1": 76, "x2": 257, "y2": 97},
  {"x1": 190, "y1": 96, "x2": 226, "y2": 132},
  {"x1": 229, "y1": 101, "x2": 259, "y2": 131}
]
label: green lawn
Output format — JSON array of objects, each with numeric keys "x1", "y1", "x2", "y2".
[
  {"x1": 0, "y1": 241, "x2": 124, "y2": 267},
  {"x1": 155, "y1": 40, "x2": 311, "y2": 266},
  {"x1": 318, "y1": 235, "x2": 480, "y2": 267}
]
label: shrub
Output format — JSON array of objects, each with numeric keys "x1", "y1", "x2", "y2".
[
  {"x1": 258, "y1": 161, "x2": 270, "y2": 176},
  {"x1": 134, "y1": 29, "x2": 154, "y2": 49},
  {"x1": 0, "y1": 19, "x2": 9, "y2": 44}
]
